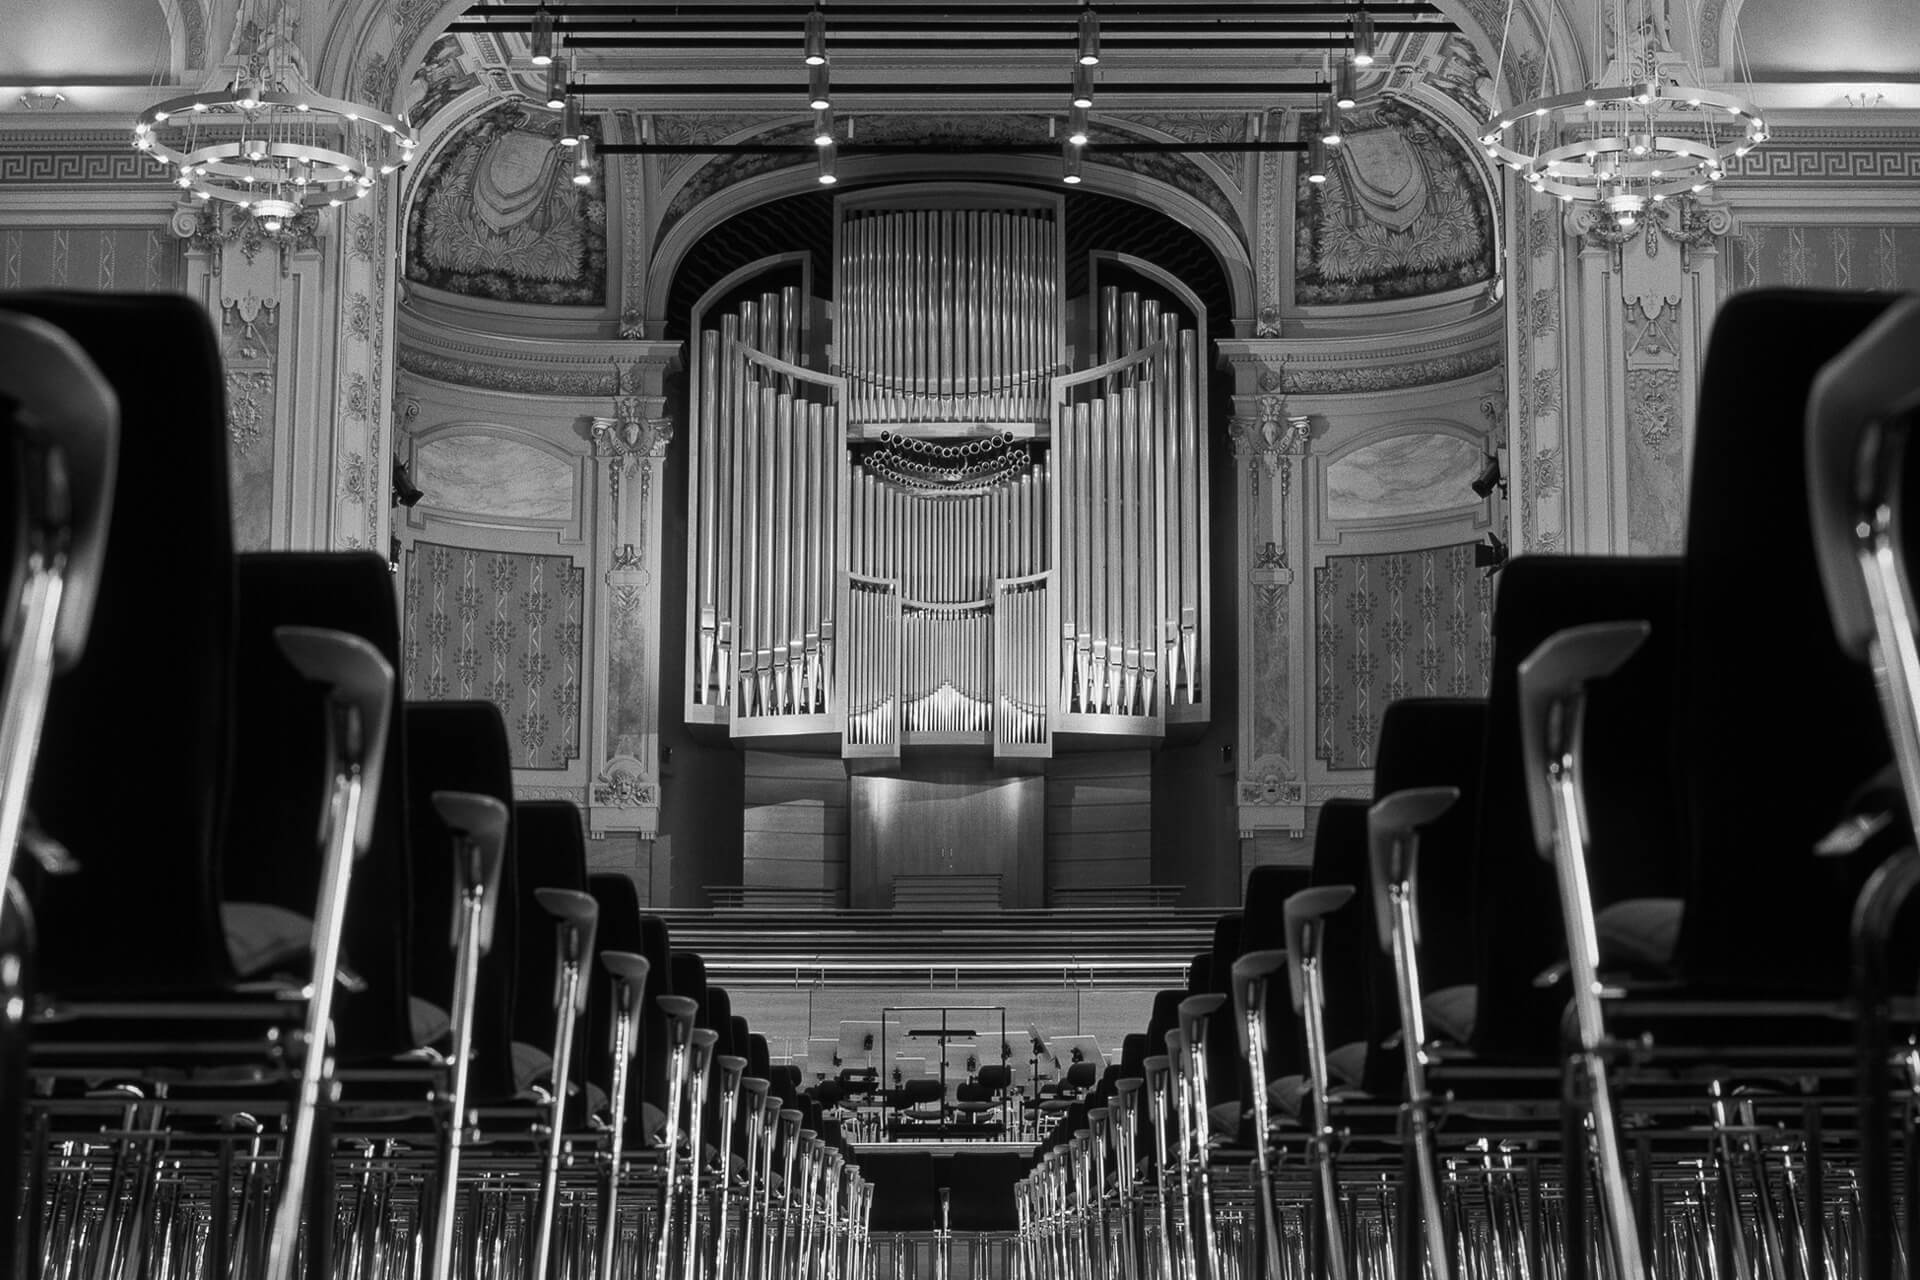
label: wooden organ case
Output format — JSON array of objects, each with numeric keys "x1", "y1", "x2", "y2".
[{"x1": 684, "y1": 186, "x2": 1208, "y2": 899}]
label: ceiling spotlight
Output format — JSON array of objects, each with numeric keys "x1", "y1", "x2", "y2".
[
  {"x1": 1071, "y1": 66, "x2": 1094, "y2": 110},
  {"x1": 530, "y1": 3, "x2": 555, "y2": 66},
  {"x1": 1077, "y1": 5, "x2": 1101, "y2": 66},
  {"x1": 808, "y1": 64, "x2": 831, "y2": 111},
  {"x1": 544, "y1": 62, "x2": 566, "y2": 110},
  {"x1": 1067, "y1": 104, "x2": 1089, "y2": 146},
  {"x1": 1306, "y1": 136, "x2": 1329, "y2": 184},
  {"x1": 817, "y1": 139, "x2": 838, "y2": 184},
  {"x1": 813, "y1": 107, "x2": 836, "y2": 147},
  {"x1": 804, "y1": 6, "x2": 828, "y2": 66},
  {"x1": 1351, "y1": 6, "x2": 1376, "y2": 67},
  {"x1": 1062, "y1": 141, "x2": 1083, "y2": 184},
  {"x1": 1334, "y1": 61, "x2": 1357, "y2": 110},
  {"x1": 1319, "y1": 112, "x2": 1343, "y2": 146},
  {"x1": 572, "y1": 132, "x2": 594, "y2": 185},
  {"x1": 560, "y1": 97, "x2": 582, "y2": 147}
]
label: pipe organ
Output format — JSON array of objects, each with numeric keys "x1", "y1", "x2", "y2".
[{"x1": 685, "y1": 187, "x2": 1208, "y2": 760}]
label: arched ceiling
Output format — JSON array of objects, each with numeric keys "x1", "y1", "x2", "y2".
[
  {"x1": 0, "y1": 0, "x2": 172, "y2": 85},
  {"x1": 1738, "y1": 0, "x2": 1920, "y2": 79}
]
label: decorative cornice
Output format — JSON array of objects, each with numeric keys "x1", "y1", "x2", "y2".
[
  {"x1": 397, "y1": 306, "x2": 681, "y2": 396},
  {"x1": 0, "y1": 130, "x2": 161, "y2": 187},
  {"x1": 1218, "y1": 305, "x2": 1504, "y2": 395}
]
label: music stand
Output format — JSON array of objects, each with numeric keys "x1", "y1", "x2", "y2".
[
  {"x1": 1050, "y1": 1035, "x2": 1108, "y2": 1075},
  {"x1": 807, "y1": 1036, "x2": 841, "y2": 1085}
]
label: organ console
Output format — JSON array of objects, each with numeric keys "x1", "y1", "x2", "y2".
[{"x1": 685, "y1": 186, "x2": 1209, "y2": 759}]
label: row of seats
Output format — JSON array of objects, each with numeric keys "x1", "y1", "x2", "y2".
[
  {"x1": 1015, "y1": 288, "x2": 1920, "y2": 1280},
  {"x1": 0, "y1": 292, "x2": 870, "y2": 1279}
]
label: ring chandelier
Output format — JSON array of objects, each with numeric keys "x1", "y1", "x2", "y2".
[
  {"x1": 1477, "y1": 0, "x2": 1766, "y2": 225},
  {"x1": 131, "y1": 7, "x2": 417, "y2": 231}
]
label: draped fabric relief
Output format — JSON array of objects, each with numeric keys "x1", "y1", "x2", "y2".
[
  {"x1": 404, "y1": 542, "x2": 586, "y2": 770},
  {"x1": 1313, "y1": 543, "x2": 1493, "y2": 770}
]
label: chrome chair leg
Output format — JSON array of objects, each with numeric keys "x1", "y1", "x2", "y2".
[
  {"x1": 1516, "y1": 623, "x2": 1655, "y2": 1280},
  {"x1": 734, "y1": 1076, "x2": 770, "y2": 1280},
  {"x1": 1229, "y1": 953, "x2": 1288, "y2": 1280},
  {"x1": 710, "y1": 1054, "x2": 746, "y2": 1280},
  {"x1": 1143, "y1": 1055, "x2": 1178, "y2": 1280},
  {"x1": 423, "y1": 793, "x2": 510, "y2": 1280},
  {"x1": 653, "y1": 996, "x2": 699, "y2": 1280},
  {"x1": 598, "y1": 953, "x2": 651, "y2": 1280},
  {"x1": 681, "y1": 1027, "x2": 720, "y2": 1280},
  {"x1": 1177, "y1": 997, "x2": 1226, "y2": 1280},
  {"x1": 1366, "y1": 787, "x2": 1461, "y2": 1280},
  {"x1": 1284, "y1": 889, "x2": 1358, "y2": 1280},
  {"x1": 532, "y1": 889, "x2": 599, "y2": 1280}
]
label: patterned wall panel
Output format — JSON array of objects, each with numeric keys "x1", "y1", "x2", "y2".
[
  {"x1": 0, "y1": 226, "x2": 179, "y2": 292},
  {"x1": 1730, "y1": 224, "x2": 1920, "y2": 292},
  {"x1": 1313, "y1": 542, "x2": 1493, "y2": 770},
  {"x1": 404, "y1": 541, "x2": 587, "y2": 770}
]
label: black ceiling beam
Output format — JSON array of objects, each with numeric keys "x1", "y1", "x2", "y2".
[
  {"x1": 461, "y1": 2, "x2": 1444, "y2": 13},
  {"x1": 452, "y1": 18, "x2": 1445, "y2": 32},
  {"x1": 596, "y1": 141, "x2": 1307, "y2": 153},
  {"x1": 574, "y1": 79, "x2": 1329, "y2": 94}
]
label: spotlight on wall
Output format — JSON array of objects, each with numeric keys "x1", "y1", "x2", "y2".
[
  {"x1": 1475, "y1": 531, "x2": 1508, "y2": 576},
  {"x1": 1470, "y1": 450, "x2": 1505, "y2": 499},
  {"x1": 392, "y1": 458, "x2": 424, "y2": 508}
]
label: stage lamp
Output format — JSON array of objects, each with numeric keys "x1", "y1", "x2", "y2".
[
  {"x1": 1470, "y1": 451, "x2": 1505, "y2": 499},
  {"x1": 544, "y1": 62, "x2": 566, "y2": 110},
  {"x1": 817, "y1": 139, "x2": 838, "y2": 184},
  {"x1": 809, "y1": 64, "x2": 831, "y2": 111},
  {"x1": 1071, "y1": 66, "x2": 1094, "y2": 110},
  {"x1": 804, "y1": 6, "x2": 828, "y2": 66},
  {"x1": 1306, "y1": 136, "x2": 1329, "y2": 184},
  {"x1": 1077, "y1": 5, "x2": 1101, "y2": 66},
  {"x1": 572, "y1": 132, "x2": 595, "y2": 185},
  {"x1": 1475, "y1": 532, "x2": 1508, "y2": 576},
  {"x1": 1351, "y1": 6, "x2": 1376, "y2": 67},
  {"x1": 813, "y1": 108, "x2": 835, "y2": 147},
  {"x1": 1319, "y1": 111, "x2": 1343, "y2": 146},
  {"x1": 1062, "y1": 142, "x2": 1083, "y2": 184},
  {"x1": 561, "y1": 97, "x2": 583, "y2": 147},
  {"x1": 530, "y1": 4, "x2": 555, "y2": 66}
]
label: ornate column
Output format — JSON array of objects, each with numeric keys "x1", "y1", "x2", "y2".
[
  {"x1": 176, "y1": 202, "x2": 332, "y2": 551},
  {"x1": 1223, "y1": 361, "x2": 1314, "y2": 840},
  {"x1": 585, "y1": 350, "x2": 681, "y2": 837},
  {"x1": 1562, "y1": 194, "x2": 1731, "y2": 553}
]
